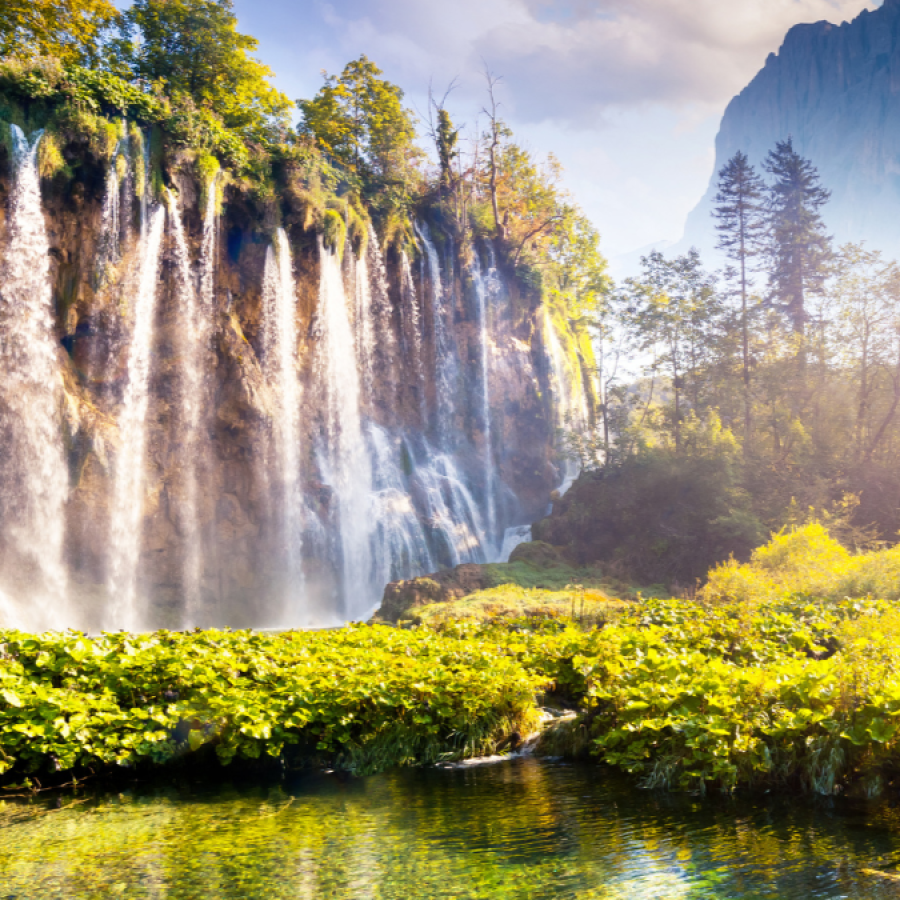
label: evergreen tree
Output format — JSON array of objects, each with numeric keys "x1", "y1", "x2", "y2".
[
  {"x1": 714, "y1": 150, "x2": 766, "y2": 444},
  {"x1": 764, "y1": 138, "x2": 832, "y2": 335}
]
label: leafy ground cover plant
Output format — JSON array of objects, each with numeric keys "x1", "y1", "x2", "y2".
[
  {"x1": 4, "y1": 525, "x2": 900, "y2": 796},
  {"x1": 0, "y1": 625, "x2": 542, "y2": 781}
]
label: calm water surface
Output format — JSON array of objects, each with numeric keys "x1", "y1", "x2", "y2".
[{"x1": 2, "y1": 758, "x2": 900, "y2": 899}]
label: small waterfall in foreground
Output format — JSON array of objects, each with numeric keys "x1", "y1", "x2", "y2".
[
  {"x1": 168, "y1": 187, "x2": 217, "y2": 625},
  {"x1": 470, "y1": 251, "x2": 498, "y2": 556},
  {"x1": 107, "y1": 205, "x2": 166, "y2": 630},
  {"x1": 315, "y1": 240, "x2": 374, "y2": 618},
  {"x1": 0, "y1": 126, "x2": 69, "y2": 629},
  {"x1": 260, "y1": 229, "x2": 305, "y2": 620},
  {"x1": 543, "y1": 308, "x2": 587, "y2": 494}
]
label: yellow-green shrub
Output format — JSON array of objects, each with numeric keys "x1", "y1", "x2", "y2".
[
  {"x1": 701, "y1": 523, "x2": 900, "y2": 605},
  {"x1": 323, "y1": 208, "x2": 346, "y2": 258}
]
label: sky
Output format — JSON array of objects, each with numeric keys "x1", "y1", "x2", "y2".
[{"x1": 229, "y1": 0, "x2": 878, "y2": 272}]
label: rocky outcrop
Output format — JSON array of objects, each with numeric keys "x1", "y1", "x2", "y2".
[
  {"x1": 680, "y1": 0, "x2": 900, "y2": 258},
  {"x1": 377, "y1": 564, "x2": 491, "y2": 622}
]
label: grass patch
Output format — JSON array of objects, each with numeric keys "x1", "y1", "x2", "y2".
[{"x1": 414, "y1": 584, "x2": 631, "y2": 627}]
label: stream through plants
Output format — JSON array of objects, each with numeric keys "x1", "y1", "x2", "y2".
[{"x1": 2, "y1": 758, "x2": 900, "y2": 899}]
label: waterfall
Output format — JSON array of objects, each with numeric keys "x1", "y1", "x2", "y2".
[
  {"x1": 315, "y1": 239, "x2": 375, "y2": 617},
  {"x1": 167, "y1": 186, "x2": 217, "y2": 626},
  {"x1": 368, "y1": 424, "x2": 434, "y2": 584},
  {"x1": 412, "y1": 447, "x2": 489, "y2": 567},
  {"x1": 415, "y1": 222, "x2": 459, "y2": 446},
  {"x1": 470, "y1": 251, "x2": 498, "y2": 556},
  {"x1": 543, "y1": 308, "x2": 587, "y2": 494},
  {"x1": 260, "y1": 229, "x2": 305, "y2": 619},
  {"x1": 352, "y1": 244, "x2": 376, "y2": 409},
  {"x1": 97, "y1": 139, "x2": 123, "y2": 278},
  {"x1": 366, "y1": 227, "x2": 399, "y2": 418},
  {"x1": 107, "y1": 204, "x2": 166, "y2": 630},
  {"x1": 399, "y1": 251, "x2": 426, "y2": 422},
  {"x1": 0, "y1": 126, "x2": 69, "y2": 630}
]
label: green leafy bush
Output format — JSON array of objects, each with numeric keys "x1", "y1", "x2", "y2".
[{"x1": 0, "y1": 625, "x2": 541, "y2": 779}]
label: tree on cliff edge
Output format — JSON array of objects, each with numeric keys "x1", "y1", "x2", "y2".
[
  {"x1": 298, "y1": 56, "x2": 421, "y2": 212},
  {"x1": 764, "y1": 138, "x2": 832, "y2": 335},
  {"x1": 116, "y1": 0, "x2": 291, "y2": 138}
]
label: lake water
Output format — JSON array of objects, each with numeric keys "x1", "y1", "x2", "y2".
[{"x1": 2, "y1": 758, "x2": 900, "y2": 899}]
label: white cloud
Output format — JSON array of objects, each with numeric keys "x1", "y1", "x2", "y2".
[
  {"x1": 477, "y1": 0, "x2": 875, "y2": 122},
  {"x1": 233, "y1": 0, "x2": 876, "y2": 258}
]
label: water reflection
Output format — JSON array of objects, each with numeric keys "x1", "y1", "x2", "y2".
[{"x1": 2, "y1": 759, "x2": 900, "y2": 898}]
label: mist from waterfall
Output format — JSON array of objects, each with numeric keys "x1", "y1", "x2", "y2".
[
  {"x1": 107, "y1": 204, "x2": 166, "y2": 631},
  {"x1": 0, "y1": 126, "x2": 69, "y2": 630},
  {"x1": 260, "y1": 229, "x2": 305, "y2": 622}
]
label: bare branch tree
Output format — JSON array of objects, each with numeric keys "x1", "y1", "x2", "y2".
[{"x1": 481, "y1": 63, "x2": 506, "y2": 240}]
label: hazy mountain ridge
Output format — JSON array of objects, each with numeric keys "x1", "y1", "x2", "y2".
[{"x1": 678, "y1": 0, "x2": 900, "y2": 261}]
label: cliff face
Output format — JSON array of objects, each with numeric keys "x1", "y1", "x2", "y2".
[
  {"x1": 0, "y1": 140, "x2": 581, "y2": 633},
  {"x1": 680, "y1": 0, "x2": 900, "y2": 258}
]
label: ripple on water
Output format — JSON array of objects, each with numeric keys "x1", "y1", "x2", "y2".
[{"x1": 2, "y1": 759, "x2": 900, "y2": 899}]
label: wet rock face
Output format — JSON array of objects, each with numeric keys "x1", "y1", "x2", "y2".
[
  {"x1": 680, "y1": 0, "x2": 900, "y2": 259},
  {"x1": 6, "y1": 155, "x2": 561, "y2": 626}
]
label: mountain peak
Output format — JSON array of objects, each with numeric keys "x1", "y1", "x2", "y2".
[{"x1": 677, "y1": 0, "x2": 900, "y2": 261}]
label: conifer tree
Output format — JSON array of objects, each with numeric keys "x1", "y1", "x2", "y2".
[
  {"x1": 714, "y1": 150, "x2": 766, "y2": 443},
  {"x1": 764, "y1": 138, "x2": 832, "y2": 335}
]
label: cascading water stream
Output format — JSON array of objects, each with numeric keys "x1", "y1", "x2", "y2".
[
  {"x1": 97, "y1": 139, "x2": 123, "y2": 277},
  {"x1": 260, "y1": 229, "x2": 305, "y2": 620},
  {"x1": 107, "y1": 204, "x2": 166, "y2": 631},
  {"x1": 315, "y1": 240, "x2": 375, "y2": 617},
  {"x1": 352, "y1": 245, "x2": 376, "y2": 409},
  {"x1": 399, "y1": 250, "x2": 426, "y2": 423},
  {"x1": 367, "y1": 424, "x2": 434, "y2": 584},
  {"x1": 470, "y1": 251, "x2": 497, "y2": 556},
  {"x1": 0, "y1": 126, "x2": 69, "y2": 630},
  {"x1": 365, "y1": 227, "x2": 399, "y2": 415},
  {"x1": 412, "y1": 448, "x2": 489, "y2": 567},
  {"x1": 167, "y1": 186, "x2": 217, "y2": 625},
  {"x1": 415, "y1": 222, "x2": 459, "y2": 446}
]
